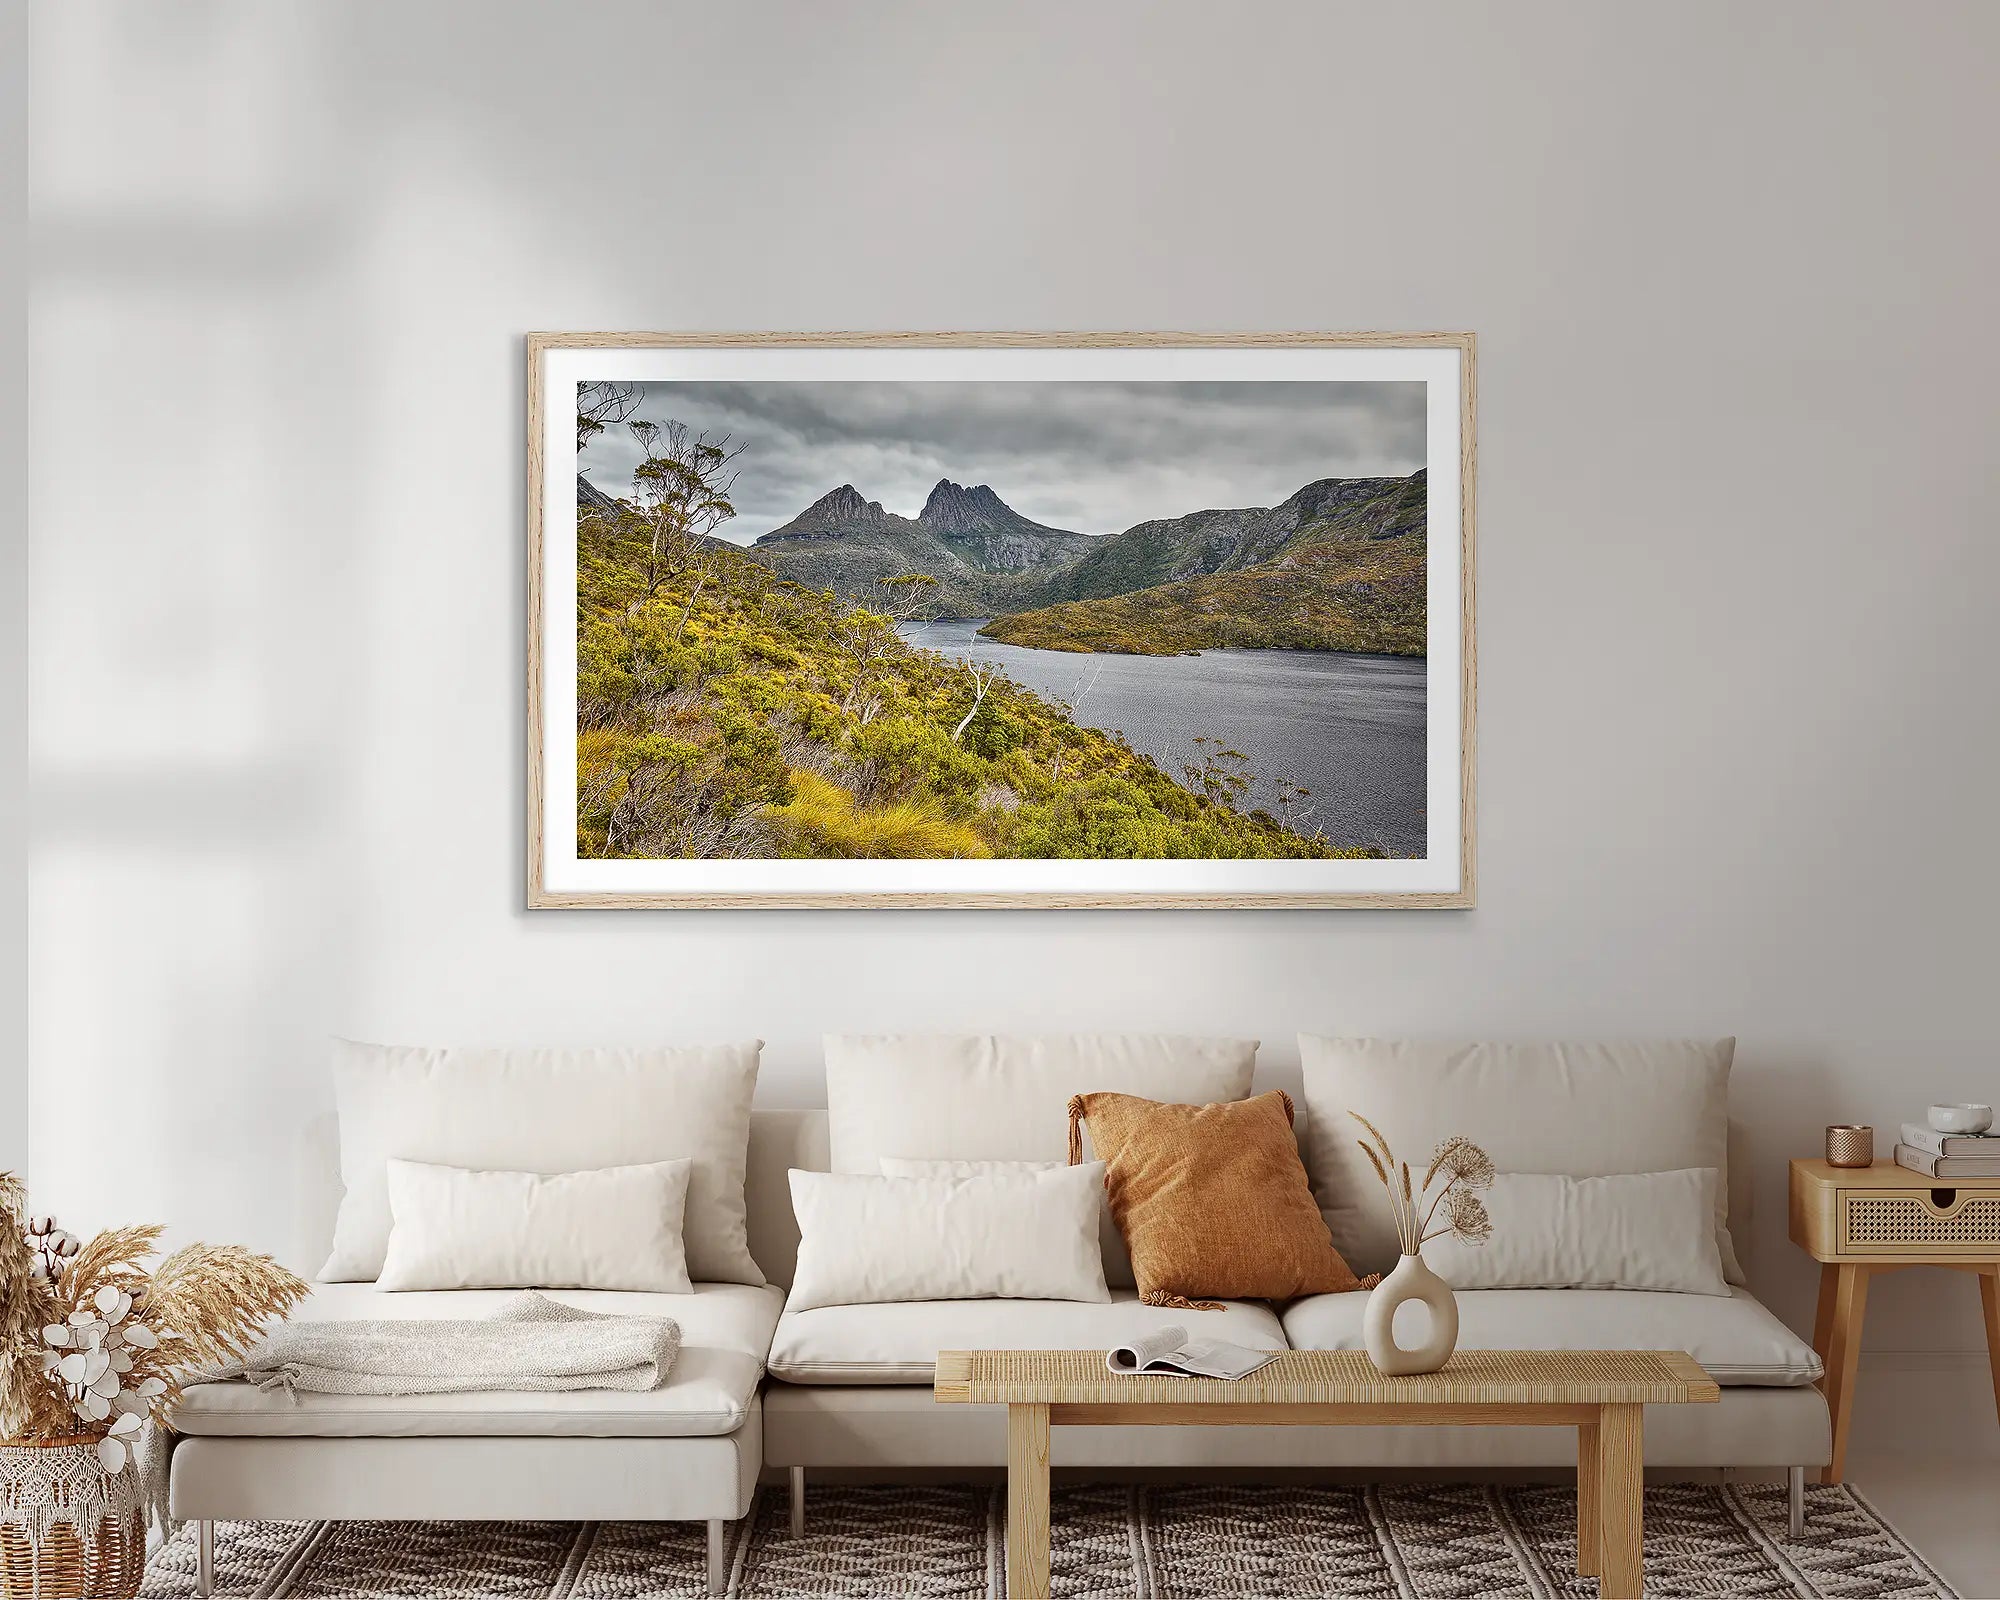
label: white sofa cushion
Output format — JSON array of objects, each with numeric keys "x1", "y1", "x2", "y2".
[
  {"x1": 787, "y1": 1166, "x2": 1109, "y2": 1311},
  {"x1": 1423, "y1": 1169, "x2": 1730, "y2": 1295},
  {"x1": 1298, "y1": 1037, "x2": 1742, "y2": 1282},
  {"x1": 174, "y1": 1282, "x2": 784, "y2": 1438},
  {"x1": 1281, "y1": 1285, "x2": 1820, "y2": 1387},
  {"x1": 827, "y1": 1033, "x2": 1255, "y2": 1289},
  {"x1": 376, "y1": 1158, "x2": 693, "y2": 1293},
  {"x1": 321, "y1": 1040, "x2": 765, "y2": 1286},
  {"x1": 767, "y1": 1290, "x2": 1287, "y2": 1385}
]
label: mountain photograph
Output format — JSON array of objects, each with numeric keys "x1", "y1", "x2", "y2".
[{"x1": 572, "y1": 378, "x2": 1430, "y2": 862}]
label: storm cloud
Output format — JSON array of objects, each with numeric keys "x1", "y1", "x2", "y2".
[{"x1": 576, "y1": 380, "x2": 1426, "y2": 545}]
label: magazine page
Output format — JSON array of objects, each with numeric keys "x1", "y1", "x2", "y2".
[{"x1": 1106, "y1": 1325, "x2": 1190, "y2": 1375}]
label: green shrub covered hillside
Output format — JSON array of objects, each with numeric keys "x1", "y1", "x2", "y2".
[{"x1": 574, "y1": 507, "x2": 1372, "y2": 863}]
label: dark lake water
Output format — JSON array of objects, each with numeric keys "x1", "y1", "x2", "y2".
[{"x1": 898, "y1": 620, "x2": 1427, "y2": 857}]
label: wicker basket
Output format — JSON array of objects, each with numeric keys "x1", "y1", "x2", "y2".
[{"x1": 0, "y1": 1434, "x2": 145, "y2": 1600}]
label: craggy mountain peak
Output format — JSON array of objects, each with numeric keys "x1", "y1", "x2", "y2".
[
  {"x1": 785, "y1": 483, "x2": 884, "y2": 528},
  {"x1": 755, "y1": 476, "x2": 1093, "y2": 584},
  {"x1": 918, "y1": 479, "x2": 1019, "y2": 534}
]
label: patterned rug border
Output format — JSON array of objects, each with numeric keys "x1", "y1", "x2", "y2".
[
  {"x1": 1817, "y1": 1487, "x2": 1962, "y2": 1600},
  {"x1": 140, "y1": 1480, "x2": 1964, "y2": 1599}
]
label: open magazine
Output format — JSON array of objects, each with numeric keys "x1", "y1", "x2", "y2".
[{"x1": 1105, "y1": 1324, "x2": 1282, "y2": 1380}]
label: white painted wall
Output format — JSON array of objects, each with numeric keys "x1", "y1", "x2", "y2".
[
  {"x1": 2, "y1": 0, "x2": 25, "y2": 1179},
  {"x1": 24, "y1": 2, "x2": 2000, "y2": 1441}
]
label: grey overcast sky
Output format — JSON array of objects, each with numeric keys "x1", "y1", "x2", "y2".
[{"x1": 576, "y1": 381, "x2": 1426, "y2": 544}]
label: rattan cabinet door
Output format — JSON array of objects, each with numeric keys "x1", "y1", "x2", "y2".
[{"x1": 1837, "y1": 1188, "x2": 2000, "y2": 1255}]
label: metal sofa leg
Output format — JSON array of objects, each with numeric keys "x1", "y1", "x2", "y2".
[
  {"x1": 789, "y1": 1466, "x2": 806, "y2": 1537},
  {"x1": 706, "y1": 1518, "x2": 726, "y2": 1597},
  {"x1": 197, "y1": 1520, "x2": 216, "y2": 1597},
  {"x1": 1789, "y1": 1466, "x2": 1806, "y2": 1539}
]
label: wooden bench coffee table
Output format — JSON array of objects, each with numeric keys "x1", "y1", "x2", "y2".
[{"x1": 936, "y1": 1348, "x2": 1718, "y2": 1599}]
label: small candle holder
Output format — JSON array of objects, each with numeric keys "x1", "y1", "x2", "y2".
[{"x1": 1824, "y1": 1125, "x2": 1874, "y2": 1168}]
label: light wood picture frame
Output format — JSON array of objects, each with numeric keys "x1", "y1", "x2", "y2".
[{"x1": 530, "y1": 332, "x2": 1475, "y2": 908}]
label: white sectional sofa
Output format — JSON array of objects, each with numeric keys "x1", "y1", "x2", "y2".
[
  {"x1": 752, "y1": 1105, "x2": 1826, "y2": 1484},
  {"x1": 169, "y1": 1038, "x2": 1832, "y2": 1597}
]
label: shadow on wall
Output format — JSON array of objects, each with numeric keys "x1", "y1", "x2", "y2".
[
  {"x1": 21, "y1": 0, "x2": 996, "y2": 1266},
  {"x1": 22, "y1": 4, "x2": 587, "y2": 1260},
  {"x1": 29, "y1": 5, "x2": 381, "y2": 1258}
]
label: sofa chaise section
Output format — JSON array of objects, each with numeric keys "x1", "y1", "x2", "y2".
[{"x1": 171, "y1": 1284, "x2": 783, "y2": 1594}]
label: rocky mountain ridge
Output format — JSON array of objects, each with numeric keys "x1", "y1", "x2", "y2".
[
  {"x1": 982, "y1": 471, "x2": 1427, "y2": 656},
  {"x1": 734, "y1": 468, "x2": 1428, "y2": 653}
]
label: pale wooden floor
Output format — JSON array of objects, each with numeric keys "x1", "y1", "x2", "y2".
[{"x1": 1844, "y1": 1451, "x2": 1999, "y2": 1598}]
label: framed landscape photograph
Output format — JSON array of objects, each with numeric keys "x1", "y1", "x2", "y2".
[{"x1": 529, "y1": 333, "x2": 1474, "y2": 908}]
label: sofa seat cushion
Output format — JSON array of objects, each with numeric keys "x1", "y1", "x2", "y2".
[
  {"x1": 767, "y1": 1289, "x2": 1290, "y2": 1385},
  {"x1": 174, "y1": 1281, "x2": 784, "y2": 1438},
  {"x1": 1281, "y1": 1285, "x2": 1821, "y2": 1387}
]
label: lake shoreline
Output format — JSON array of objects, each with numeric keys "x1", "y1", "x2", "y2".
[
  {"x1": 926, "y1": 615, "x2": 1426, "y2": 663},
  {"x1": 899, "y1": 619, "x2": 1428, "y2": 857}
]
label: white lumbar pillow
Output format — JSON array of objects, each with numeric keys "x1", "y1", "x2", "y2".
[
  {"x1": 1423, "y1": 1169, "x2": 1731, "y2": 1295},
  {"x1": 787, "y1": 1164, "x2": 1111, "y2": 1312},
  {"x1": 376, "y1": 1158, "x2": 694, "y2": 1293},
  {"x1": 880, "y1": 1156, "x2": 1135, "y2": 1289},
  {"x1": 1298, "y1": 1037, "x2": 1742, "y2": 1283},
  {"x1": 827, "y1": 1032, "x2": 1254, "y2": 1292},
  {"x1": 321, "y1": 1039, "x2": 765, "y2": 1286}
]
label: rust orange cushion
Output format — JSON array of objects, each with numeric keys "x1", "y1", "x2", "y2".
[{"x1": 1067, "y1": 1089, "x2": 1374, "y2": 1308}]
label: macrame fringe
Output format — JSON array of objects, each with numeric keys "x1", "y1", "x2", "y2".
[
  {"x1": 1277, "y1": 1089, "x2": 1295, "y2": 1124},
  {"x1": 1066, "y1": 1095, "x2": 1086, "y2": 1166},
  {"x1": 1140, "y1": 1290, "x2": 1228, "y2": 1312},
  {"x1": 1357, "y1": 1272, "x2": 1383, "y2": 1290}
]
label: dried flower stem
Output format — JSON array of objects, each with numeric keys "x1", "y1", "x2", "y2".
[
  {"x1": 1350, "y1": 1122, "x2": 1497, "y2": 1262},
  {"x1": 0, "y1": 1177, "x2": 308, "y2": 1448}
]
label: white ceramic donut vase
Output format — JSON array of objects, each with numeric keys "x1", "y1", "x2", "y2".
[{"x1": 1362, "y1": 1252, "x2": 1460, "y2": 1376}]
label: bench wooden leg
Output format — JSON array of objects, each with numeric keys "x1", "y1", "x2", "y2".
[
  {"x1": 1575, "y1": 1419, "x2": 1600, "y2": 1577},
  {"x1": 1006, "y1": 1403, "x2": 1051, "y2": 1600},
  {"x1": 1596, "y1": 1403, "x2": 1644, "y2": 1600}
]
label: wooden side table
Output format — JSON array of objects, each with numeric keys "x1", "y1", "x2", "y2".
[
  {"x1": 936, "y1": 1347, "x2": 1717, "y2": 1600},
  {"x1": 1789, "y1": 1157, "x2": 2000, "y2": 1483}
]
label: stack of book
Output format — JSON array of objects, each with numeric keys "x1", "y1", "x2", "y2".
[{"x1": 1896, "y1": 1124, "x2": 2000, "y2": 1178}]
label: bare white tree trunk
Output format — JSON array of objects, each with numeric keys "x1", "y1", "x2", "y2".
[{"x1": 952, "y1": 662, "x2": 1001, "y2": 742}]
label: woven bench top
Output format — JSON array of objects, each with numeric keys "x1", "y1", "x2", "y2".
[{"x1": 933, "y1": 1348, "x2": 1719, "y2": 1408}]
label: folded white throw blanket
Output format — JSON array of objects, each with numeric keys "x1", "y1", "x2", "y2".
[{"x1": 208, "y1": 1291, "x2": 681, "y2": 1397}]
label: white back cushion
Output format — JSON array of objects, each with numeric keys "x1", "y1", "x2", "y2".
[
  {"x1": 825, "y1": 1033, "x2": 1256, "y2": 1172},
  {"x1": 786, "y1": 1166, "x2": 1110, "y2": 1311},
  {"x1": 826, "y1": 1033, "x2": 1254, "y2": 1290},
  {"x1": 1298, "y1": 1038, "x2": 1741, "y2": 1283},
  {"x1": 1422, "y1": 1169, "x2": 1730, "y2": 1295},
  {"x1": 322, "y1": 1040, "x2": 764, "y2": 1285},
  {"x1": 377, "y1": 1158, "x2": 694, "y2": 1293}
]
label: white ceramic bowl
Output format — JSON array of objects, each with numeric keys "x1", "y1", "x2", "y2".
[{"x1": 1927, "y1": 1103, "x2": 1995, "y2": 1134}]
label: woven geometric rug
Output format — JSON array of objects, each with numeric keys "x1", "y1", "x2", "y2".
[{"x1": 138, "y1": 1480, "x2": 1958, "y2": 1598}]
